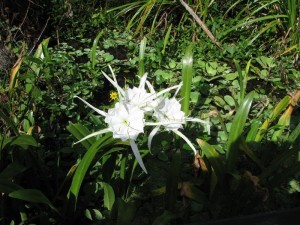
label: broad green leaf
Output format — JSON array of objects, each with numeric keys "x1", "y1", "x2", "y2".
[
  {"x1": 31, "y1": 38, "x2": 50, "y2": 75},
  {"x1": 0, "y1": 179, "x2": 22, "y2": 194},
  {"x1": 214, "y1": 96, "x2": 226, "y2": 107},
  {"x1": 226, "y1": 91, "x2": 255, "y2": 172},
  {"x1": 287, "y1": 121, "x2": 300, "y2": 143},
  {"x1": 2, "y1": 135, "x2": 38, "y2": 150},
  {"x1": 9, "y1": 189, "x2": 58, "y2": 213},
  {"x1": 102, "y1": 182, "x2": 115, "y2": 210},
  {"x1": 0, "y1": 162, "x2": 27, "y2": 179},
  {"x1": 67, "y1": 134, "x2": 114, "y2": 211},
  {"x1": 197, "y1": 139, "x2": 224, "y2": 182},
  {"x1": 67, "y1": 122, "x2": 95, "y2": 150},
  {"x1": 246, "y1": 120, "x2": 261, "y2": 142},
  {"x1": 224, "y1": 95, "x2": 236, "y2": 107}
]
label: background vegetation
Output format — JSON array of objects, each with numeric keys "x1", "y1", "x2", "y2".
[{"x1": 0, "y1": 0, "x2": 300, "y2": 224}]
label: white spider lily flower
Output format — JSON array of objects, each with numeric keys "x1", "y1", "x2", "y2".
[
  {"x1": 153, "y1": 98, "x2": 185, "y2": 131},
  {"x1": 74, "y1": 97, "x2": 148, "y2": 173},
  {"x1": 74, "y1": 66, "x2": 209, "y2": 174},
  {"x1": 102, "y1": 67, "x2": 182, "y2": 112},
  {"x1": 104, "y1": 102, "x2": 145, "y2": 141},
  {"x1": 147, "y1": 98, "x2": 210, "y2": 154}
]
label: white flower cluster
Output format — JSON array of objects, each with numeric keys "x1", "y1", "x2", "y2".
[{"x1": 75, "y1": 66, "x2": 210, "y2": 173}]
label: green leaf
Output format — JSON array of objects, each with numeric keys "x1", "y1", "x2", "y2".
[
  {"x1": 67, "y1": 134, "x2": 114, "y2": 211},
  {"x1": 2, "y1": 135, "x2": 38, "y2": 150},
  {"x1": 197, "y1": 139, "x2": 224, "y2": 182},
  {"x1": 102, "y1": 182, "x2": 115, "y2": 210},
  {"x1": 226, "y1": 91, "x2": 255, "y2": 172},
  {"x1": 0, "y1": 162, "x2": 27, "y2": 179},
  {"x1": 0, "y1": 107, "x2": 18, "y2": 136},
  {"x1": 181, "y1": 45, "x2": 194, "y2": 115},
  {"x1": 91, "y1": 31, "x2": 104, "y2": 69},
  {"x1": 9, "y1": 189, "x2": 58, "y2": 213},
  {"x1": 162, "y1": 24, "x2": 172, "y2": 55},
  {"x1": 31, "y1": 38, "x2": 50, "y2": 75},
  {"x1": 246, "y1": 120, "x2": 261, "y2": 142},
  {"x1": 0, "y1": 179, "x2": 22, "y2": 194},
  {"x1": 67, "y1": 123, "x2": 95, "y2": 150},
  {"x1": 255, "y1": 95, "x2": 290, "y2": 142},
  {"x1": 224, "y1": 95, "x2": 236, "y2": 107},
  {"x1": 138, "y1": 37, "x2": 147, "y2": 76},
  {"x1": 214, "y1": 96, "x2": 226, "y2": 107}
]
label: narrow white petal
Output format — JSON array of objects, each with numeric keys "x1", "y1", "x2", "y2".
[
  {"x1": 144, "y1": 84, "x2": 182, "y2": 102},
  {"x1": 186, "y1": 117, "x2": 207, "y2": 124},
  {"x1": 148, "y1": 126, "x2": 160, "y2": 150},
  {"x1": 145, "y1": 121, "x2": 183, "y2": 126},
  {"x1": 155, "y1": 84, "x2": 182, "y2": 99},
  {"x1": 75, "y1": 96, "x2": 107, "y2": 117},
  {"x1": 109, "y1": 65, "x2": 118, "y2": 84},
  {"x1": 173, "y1": 81, "x2": 183, "y2": 98},
  {"x1": 173, "y1": 130, "x2": 197, "y2": 155},
  {"x1": 139, "y1": 73, "x2": 148, "y2": 89},
  {"x1": 101, "y1": 70, "x2": 125, "y2": 98},
  {"x1": 145, "y1": 80, "x2": 155, "y2": 93},
  {"x1": 130, "y1": 139, "x2": 148, "y2": 174},
  {"x1": 74, "y1": 128, "x2": 111, "y2": 144}
]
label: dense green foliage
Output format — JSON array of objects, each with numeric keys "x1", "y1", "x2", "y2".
[{"x1": 1, "y1": 0, "x2": 300, "y2": 224}]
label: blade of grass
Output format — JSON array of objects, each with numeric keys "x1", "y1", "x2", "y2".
[
  {"x1": 91, "y1": 31, "x2": 104, "y2": 70},
  {"x1": 222, "y1": 15, "x2": 287, "y2": 37},
  {"x1": 162, "y1": 24, "x2": 172, "y2": 55},
  {"x1": 179, "y1": 0, "x2": 222, "y2": 48}
]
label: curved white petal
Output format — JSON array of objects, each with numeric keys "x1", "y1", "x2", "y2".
[
  {"x1": 139, "y1": 73, "x2": 148, "y2": 89},
  {"x1": 145, "y1": 121, "x2": 184, "y2": 126},
  {"x1": 173, "y1": 82, "x2": 183, "y2": 98},
  {"x1": 130, "y1": 139, "x2": 147, "y2": 173},
  {"x1": 101, "y1": 70, "x2": 125, "y2": 98},
  {"x1": 75, "y1": 96, "x2": 107, "y2": 117},
  {"x1": 74, "y1": 128, "x2": 111, "y2": 144},
  {"x1": 173, "y1": 130, "x2": 197, "y2": 155},
  {"x1": 148, "y1": 126, "x2": 160, "y2": 150},
  {"x1": 145, "y1": 80, "x2": 155, "y2": 94},
  {"x1": 144, "y1": 84, "x2": 181, "y2": 102}
]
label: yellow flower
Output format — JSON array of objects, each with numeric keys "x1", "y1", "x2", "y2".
[{"x1": 109, "y1": 91, "x2": 118, "y2": 101}]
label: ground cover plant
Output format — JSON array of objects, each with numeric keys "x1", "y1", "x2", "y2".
[{"x1": 0, "y1": 0, "x2": 300, "y2": 224}]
